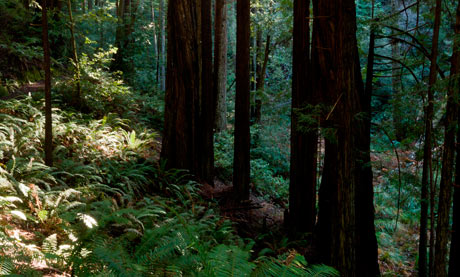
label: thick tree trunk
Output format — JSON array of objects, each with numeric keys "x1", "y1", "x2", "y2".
[
  {"x1": 214, "y1": 0, "x2": 228, "y2": 132},
  {"x1": 288, "y1": 0, "x2": 317, "y2": 235},
  {"x1": 314, "y1": 0, "x2": 378, "y2": 275},
  {"x1": 161, "y1": 0, "x2": 199, "y2": 173},
  {"x1": 233, "y1": 0, "x2": 251, "y2": 201},
  {"x1": 434, "y1": 0, "x2": 456, "y2": 273},
  {"x1": 161, "y1": 0, "x2": 215, "y2": 183},
  {"x1": 42, "y1": 0, "x2": 53, "y2": 166},
  {"x1": 198, "y1": 0, "x2": 215, "y2": 183}
]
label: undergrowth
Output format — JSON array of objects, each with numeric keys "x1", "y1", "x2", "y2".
[{"x1": 0, "y1": 52, "x2": 337, "y2": 276}]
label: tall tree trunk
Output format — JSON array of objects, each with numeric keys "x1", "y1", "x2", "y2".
[
  {"x1": 233, "y1": 0, "x2": 251, "y2": 201},
  {"x1": 418, "y1": 1, "x2": 436, "y2": 275},
  {"x1": 42, "y1": 0, "x2": 53, "y2": 166},
  {"x1": 66, "y1": 0, "x2": 81, "y2": 106},
  {"x1": 448, "y1": 4, "x2": 460, "y2": 276},
  {"x1": 159, "y1": 0, "x2": 166, "y2": 91},
  {"x1": 420, "y1": 1, "x2": 442, "y2": 276},
  {"x1": 356, "y1": 1, "x2": 380, "y2": 275},
  {"x1": 198, "y1": 0, "x2": 215, "y2": 183},
  {"x1": 314, "y1": 0, "x2": 377, "y2": 274},
  {"x1": 161, "y1": 0, "x2": 198, "y2": 174},
  {"x1": 288, "y1": 0, "x2": 317, "y2": 235},
  {"x1": 88, "y1": 0, "x2": 93, "y2": 11},
  {"x1": 449, "y1": 6, "x2": 460, "y2": 274},
  {"x1": 433, "y1": 0, "x2": 455, "y2": 274},
  {"x1": 214, "y1": 0, "x2": 228, "y2": 132},
  {"x1": 161, "y1": 0, "x2": 215, "y2": 183}
]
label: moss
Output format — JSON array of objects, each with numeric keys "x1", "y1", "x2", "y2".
[{"x1": 0, "y1": 85, "x2": 8, "y2": 97}]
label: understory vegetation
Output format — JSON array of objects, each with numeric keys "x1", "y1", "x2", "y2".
[
  {"x1": 3, "y1": 0, "x2": 460, "y2": 275},
  {"x1": 0, "y1": 49, "x2": 337, "y2": 276}
]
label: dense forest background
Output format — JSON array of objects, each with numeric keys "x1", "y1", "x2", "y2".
[{"x1": 1, "y1": 0, "x2": 460, "y2": 276}]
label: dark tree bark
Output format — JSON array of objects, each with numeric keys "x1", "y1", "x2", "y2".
[
  {"x1": 161, "y1": 0, "x2": 215, "y2": 183},
  {"x1": 161, "y1": 0, "x2": 198, "y2": 175},
  {"x1": 88, "y1": 0, "x2": 93, "y2": 11},
  {"x1": 433, "y1": 0, "x2": 458, "y2": 273},
  {"x1": 288, "y1": 0, "x2": 317, "y2": 235},
  {"x1": 198, "y1": 0, "x2": 215, "y2": 183},
  {"x1": 42, "y1": 0, "x2": 53, "y2": 166},
  {"x1": 419, "y1": 2, "x2": 441, "y2": 275},
  {"x1": 356, "y1": 1, "x2": 380, "y2": 275},
  {"x1": 448, "y1": 4, "x2": 460, "y2": 276},
  {"x1": 214, "y1": 0, "x2": 228, "y2": 132},
  {"x1": 233, "y1": 0, "x2": 251, "y2": 200},
  {"x1": 314, "y1": 0, "x2": 379, "y2": 275},
  {"x1": 432, "y1": 0, "x2": 451, "y2": 275}
]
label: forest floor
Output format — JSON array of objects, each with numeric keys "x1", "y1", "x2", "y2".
[{"x1": 0, "y1": 83, "x2": 421, "y2": 276}]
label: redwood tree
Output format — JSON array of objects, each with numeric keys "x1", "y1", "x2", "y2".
[
  {"x1": 288, "y1": 0, "x2": 317, "y2": 234},
  {"x1": 431, "y1": 0, "x2": 452, "y2": 275},
  {"x1": 198, "y1": 0, "x2": 215, "y2": 182},
  {"x1": 161, "y1": 0, "x2": 215, "y2": 183},
  {"x1": 233, "y1": 0, "x2": 251, "y2": 200},
  {"x1": 214, "y1": 0, "x2": 229, "y2": 132},
  {"x1": 314, "y1": 0, "x2": 379, "y2": 274}
]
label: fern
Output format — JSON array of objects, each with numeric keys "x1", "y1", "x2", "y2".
[
  {"x1": 208, "y1": 244, "x2": 256, "y2": 277},
  {"x1": 0, "y1": 256, "x2": 14, "y2": 275}
]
